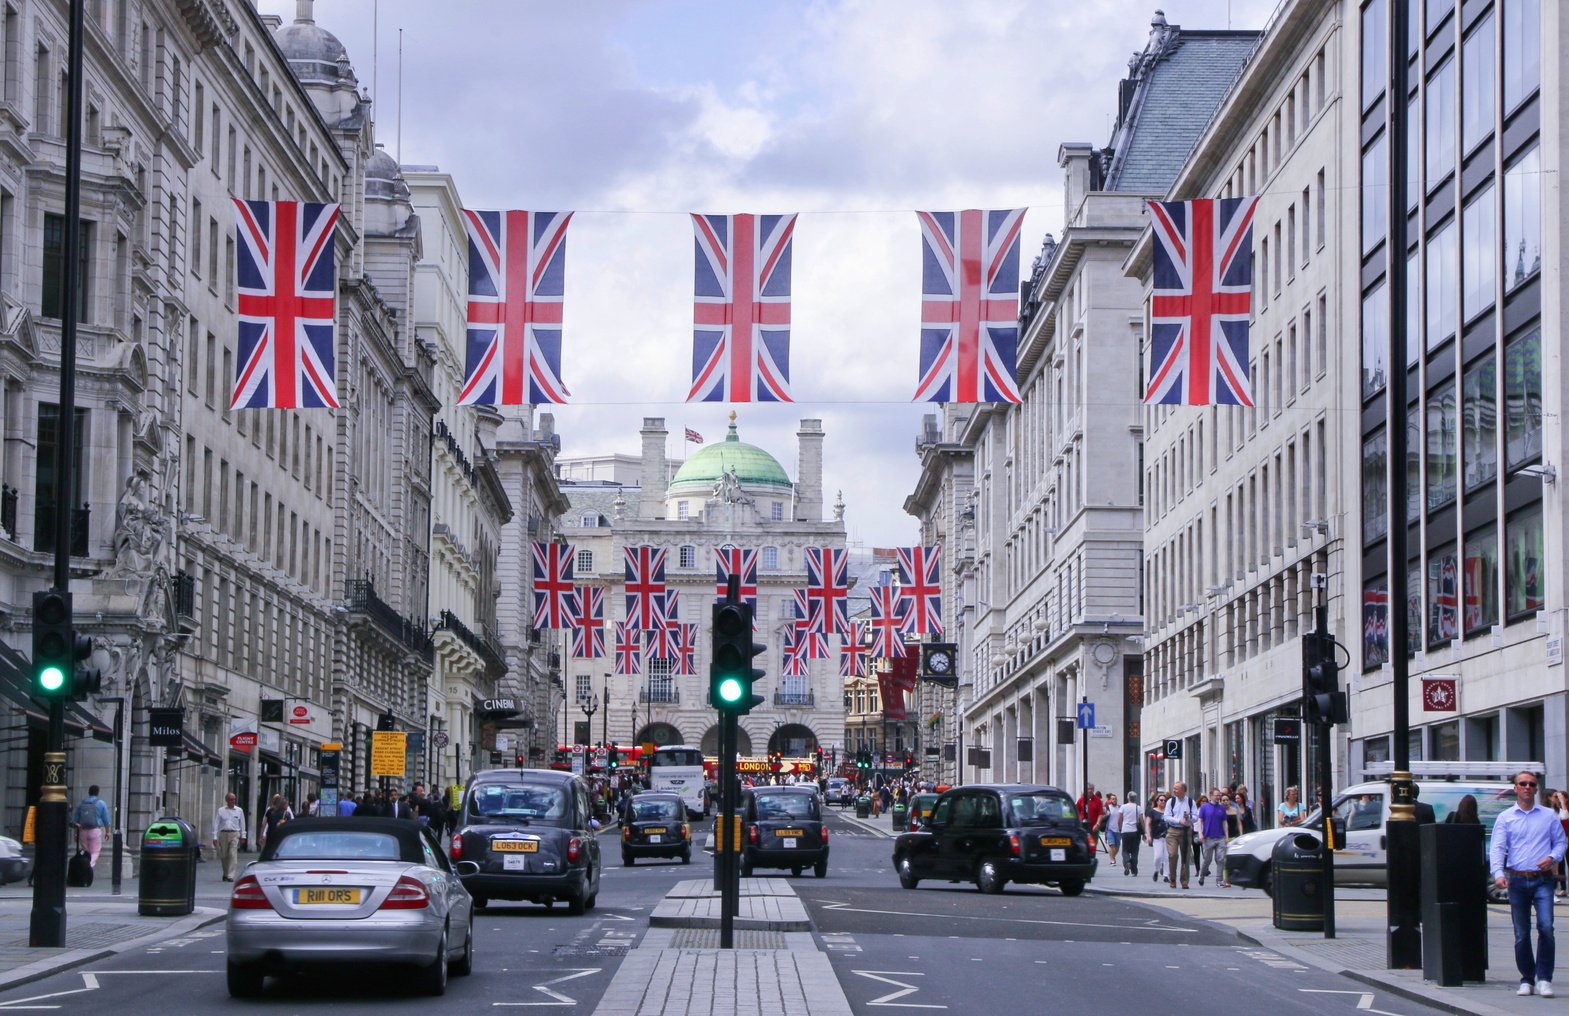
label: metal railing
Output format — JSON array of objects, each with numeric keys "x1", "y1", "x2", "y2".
[
  {"x1": 774, "y1": 690, "x2": 815, "y2": 707},
  {"x1": 437, "y1": 609, "x2": 507, "y2": 674},
  {"x1": 346, "y1": 579, "x2": 434, "y2": 662},
  {"x1": 34, "y1": 501, "x2": 89, "y2": 556},
  {"x1": 639, "y1": 687, "x2": 680, "y2": 704},
  {"x1": 173, "y1": 570, "x2": 196, "y2": 624}
]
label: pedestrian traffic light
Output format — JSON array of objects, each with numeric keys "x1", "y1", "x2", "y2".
[
  {"x1": 608, "y1": 742, "x2": 618, "y2": 770},
  {"x1": 514, "y1": 752, "x2": 525, "y2": 768},
  {"x1": 1302, "y1": 630, "x2": 1348, "y2": 725},
  {"x1": 710, "y1": 592, "x2": 765, "y2": 715},
  {"x1": 904, "y1": 753, "x2": 914, "y2": 770},
  {"x1": 32, "y1": 590, "x2": 86, "y2": 700}
]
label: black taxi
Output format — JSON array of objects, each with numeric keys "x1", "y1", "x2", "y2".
[
  {"x1": 621, "y1": 792, "x2": 692, "y2": 865},
  {"x1": 740, "y1": 785, "x2": 829, "y2": 878},
  {"x1": 892, "y1": 784, "x2": 1095, "y2": 896},
  {"x1": 450, "y1": 769, "x2": 602, "y2": 914}
]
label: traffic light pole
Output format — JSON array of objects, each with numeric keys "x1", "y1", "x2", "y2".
[
  {"x1": 1313, "y1": 605, "x2": 1336, "y2": 940},
  {"x1": 30, "y1": 0, "x2": 85, "y2": 950},
  {"x1": 717, "y1": 711, "x2": 738, "y2": 949}
]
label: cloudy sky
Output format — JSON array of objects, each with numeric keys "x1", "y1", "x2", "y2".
[{"x1": 261, "y1": 0, "x2": 1275, "y2": 547}]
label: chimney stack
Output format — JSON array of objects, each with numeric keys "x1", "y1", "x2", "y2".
[
  {"x1": 639, "y1": 418, "x2": 668, "y2": 519},
  {"x1": 795, "y1": 420, "x2": 824, "y2": 522}
]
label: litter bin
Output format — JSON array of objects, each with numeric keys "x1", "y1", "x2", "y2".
[
  {"x1": 890, "y1": 803, "x2": 908, "y2": 832},
  {"x1": 855, "y1": 795, "x2": 871, "y2": 819},
  {"x1": 1271, "y1": 832, "x2": 1325, "y2": 931},
  {"x1": 139, "y1": 817, "x2": 199, "y2": 916}
]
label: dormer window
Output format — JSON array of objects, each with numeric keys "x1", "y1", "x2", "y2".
[{"x1": 581, "y1": 513, "x2": 598, "y2": 527}]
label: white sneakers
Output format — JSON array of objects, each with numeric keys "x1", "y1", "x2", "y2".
[
  {"x1": 1521, "y1": 981, "x2": 1557, "y2": 997},
  {"x1": 1519, "y1": 982, "x2": 1534, "y2": 996}
]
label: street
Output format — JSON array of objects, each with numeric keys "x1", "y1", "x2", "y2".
[{"x1": 0, "y1": 808, "x2": 1454, "y2": 1014}]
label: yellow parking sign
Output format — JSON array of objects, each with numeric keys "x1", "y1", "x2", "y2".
[{"x1": 371, "y1": 731, "x2": 407, "y2": 777}]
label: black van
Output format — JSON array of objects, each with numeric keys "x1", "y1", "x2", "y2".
[
  {"x1": 450, "y1": 769, "x2": 602, "y2": 914},
  {"x1": 740, "y1": 785, "x2": 829, "y2": 878}
]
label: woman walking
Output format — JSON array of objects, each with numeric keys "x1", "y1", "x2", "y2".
[
  {"x1": 1277, "y1": 786, "x2": 1304, "y2": 827},
  {"x1": 1146, "y1": 792, "x2": 1170, "y2": 884},
  {"x1": 259, "y1": 793, "x2": 293, "y2": 851},
  {"x1": 1103, "y1": 793, "x2": 1120, "y2": 866}
]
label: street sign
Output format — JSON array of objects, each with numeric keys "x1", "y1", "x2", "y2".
[
  {"x1": 1273, "y1": 718, "x2": 1301, "y2": 744},
  {"x1": 1090, "y1": 724, "x2": 1114, "y2": 739},
  {"x1": 148, "y1": 708, "x2": 183, "y2": 747},
  {"x1": 434, "y1": 731, "x2": 449, "y2": 748},
  {"x1": 571, "y1": 751, "x2": 585, "y2": 776},
  {"x1": 1162, "y1": 738, "x2": 1183, "y2": 759},
  {"x1": 1422, "y1": 678, "x2": 1457, "y2": 712},
  {"x1": 1076, "y1": 702, "x2": 1095, "y2": 729},
  {"x1": 371, "y1": 731, "x2": 407, "y2": 776}
]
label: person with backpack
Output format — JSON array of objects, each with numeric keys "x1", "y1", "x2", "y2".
[{"x1": 70, "y1": 785, "x2": 111, "y2": 868}]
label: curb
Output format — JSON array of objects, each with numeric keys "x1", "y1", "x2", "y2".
[
  {"x1": 647, "y1": 913, "x2": 813, "y2": 932},
  {"x1": 0, "y1": 908, "x2": 225, "y2": 993}
]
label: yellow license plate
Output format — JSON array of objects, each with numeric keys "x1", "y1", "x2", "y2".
[
  {"x1": 1040, "y1": 837, "x2": 1072, "y2": 846},
  {"x1": 493, "y1": 840, "x2": 539, "y2": 853},
  {"x1": 295, "y1": 887, "x2": 362, "y2": 905},
  {"x1": 644, "y1": 827, "x2": 668, "y2": 834},
  {"x1": 776, "y1": 828, "x2": 805, "y2": 838}
]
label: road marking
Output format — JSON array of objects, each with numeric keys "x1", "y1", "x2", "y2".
[
  {"x1": 0, "y1": 973, "x2": 98, "y2": 1009},
  {"x1": 813, "y1": 899, "x2": 1197, "y2": 933},
  {"x1": 493, "y1": 968, "x2": 599, "y2": 1007},
  {"x1": 851, "y1": 970, "x2": 946, "y2": 1009},
  {"x1": 1298, "y1": 989, "x2": 1402, "y2": 1016}
]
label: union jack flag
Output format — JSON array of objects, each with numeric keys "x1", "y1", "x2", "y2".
[
  {"x1": 688, "y1": 213, "x2": 796, "y2": 403},
  {"x1": 232, "y1": 199, "x2": 341, "y2": 409},
  {"x1": 914, "y1": 208, "x2": 1025, "y2": 404},
  {"x1": 568, "y1": 586, "x2": 605, "y2": 659},
  {"x1": 1144, "y1": 197, "x2": 1259, "y2": 406},
  {"x1": 645, "y1": 622, "x2": 678, "y2": 660},
  {"x1": 839, "y1": 622, "x2": 869, "y2": 678},
  {"x1": 614, "y1": 620, "x2": 642, "y2": 676},
  {"x1": 867, "y1": 585, "x2": 907, "y2": 659},
  {"x1": 1363, "y1": 588, "x2": 1389, "y2": 668},
  {"x1": 789, "y1": 602, "x2": 829, "y2": 660},
  {"x1": 660, "y1": 587, "x2": 680, "y2": 625},
  {"x1": 531, "y1": 541, "x2": 578, "y2": 630},
  {"x1": 623, "y1": 546, "x2": 667, "y2": 630},
  {"x1": 1433, "y1": 556, "x2": 1459, "y2": 641},
  {"x1": 714, "y1": 547, "x2": 758, "y2": 613},
  {"x1": 675, "y1": 622, "x2": 698, "y2": 677},
  {"x1": 781, "y1": 625, "x2": 810, "y2": 678},
  {"x1": 1463, "y1": 554, "x2": 1485, "y2": 633},
  {"x1": 460, "y1": 209, "x2": 572, "y2": 406},
  {"x1": 896, "y1": 546, "x2": 942, "y2": 636},
  {"x1": 803, "y1": 547, "x2": 849, "y2": 636}
]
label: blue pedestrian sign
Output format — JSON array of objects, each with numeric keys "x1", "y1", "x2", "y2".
[{"x1": 1076, "y1": 702, "x2": 1095, "y2": 729}]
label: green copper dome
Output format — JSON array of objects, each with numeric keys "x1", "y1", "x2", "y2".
[{"x1": 669, "y1": 417, "x2": 792, "y2": 491}]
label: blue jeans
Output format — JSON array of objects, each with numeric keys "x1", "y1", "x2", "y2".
[{"x1": 1509, "y1": 872, "x2": 1556, "y2": 984}]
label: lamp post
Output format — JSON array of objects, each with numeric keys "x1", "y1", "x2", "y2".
[
  {"x1": 602, "y1": 684, "x2": 610, "y2": 748},
  {"x1": 579, "y1": 693, "x2": 598, "y2": 747},
  {"x1": 97, "y1": 696, "x2": 126, "y2": 895}
]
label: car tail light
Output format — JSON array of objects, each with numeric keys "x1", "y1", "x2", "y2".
[
  {"x1": 622, "y1": 826, "x2": 632, "y2": 841},
  {"x1": 821, "y1": 825, "x2": 830, "y2": 844},
  {"x1": 380, "y1": 875, "x2": 430, "y2": 910},
  {"x1": 567, "y1": 837, "x2": 581, "y2": 863},
  {"x1": 748, "y1": 823, "x2": 759, "y2": 844},
  {"x1": 1009, "y1": 833, "x2": 1021, "y2": 858},
  {"x1": 681, "y1": 823, "x2": 691, "y2": 841},
  {"x1": 230, "y1": 875, "x2": 272, "y2": 910},
  {"x1": 450, "y1": 834, "x2": 463, "y2": 861}
]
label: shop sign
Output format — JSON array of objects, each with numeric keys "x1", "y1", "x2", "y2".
[{"x1": 148, "y1": 708, "x2": 184, "y2": 747}]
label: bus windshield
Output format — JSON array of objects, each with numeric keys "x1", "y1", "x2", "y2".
[{"x1": 651, "y1": 747, "x2": 704, "y2": 768}]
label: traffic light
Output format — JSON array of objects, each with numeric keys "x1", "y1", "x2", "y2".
[
  {"x1": 711, "y1": 595, "x2": 765, "y2": 715},
  {"x1": 904, "y1": 753, "x2": 914, "y2": 770},
  {"x1": 514, "y1": 752, "x2": 525, "y2": 768},
  {"x1": 1302, "y1": 631, "x2": 1348, "y2": 725},
  {"x1": 32, "y1": 590, "x2": 87, "y2": 700},
  {"x1": 608, "y1": 742, "x2": 618, "y2": 770}
]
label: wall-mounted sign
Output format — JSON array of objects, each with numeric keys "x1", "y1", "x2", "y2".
[
  {"x1": 287, "y1": 703, "x2": 315, "y2": 726},
  {"x1": 229, "y1": 732, "x2": 257, "y2": 753},
  {"x1": 148, "y1": 708, "x2": 184, "y2": 748}
]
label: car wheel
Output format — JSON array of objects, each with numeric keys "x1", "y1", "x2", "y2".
[
  {"x1": 977, "y1": 860, "x2": 1006, "y2": 894},
  {"x1": 567, "y1": 890, "x2": 587, "y2": 916},
  {"x1": 623, "y1": 853, "x2": 634, "y2": 867},
  {"x1": 740, "y1": 856, "x2": 754, "y2": 878},
  {"x1": 1260, "y1": 869, "x2": 1274, "y2": 899},
  {"x1": 1058, "y1": 879, "x2": 1085, "y2": 897},
  {"x1": 897, "y1": 854, "x2": 920, "y2": 890},
  {"x1": 585, "y1": 888, "x2": 598, "y2": 910},
  {"x1": 450, "y1": 915, "x2": 474, "y2": 976},
  {"x1": 471, "y1": 896, "x2": 488, "y2": 910},
  {"x1": 681, "y1": 850, "x2": 691, "y2": 865},
  {"x1": 814, "y1": 859, "x2": 828, "y2": 879},
  {"x1": 791, "y1": 866, "x2": 802, "y2": 877},
  {"x1": 416, "y1": 928, "x2": 449, "y2": 996},
  {"x1": 226, "y1": 961, "x2": 264, "y2": 999}
]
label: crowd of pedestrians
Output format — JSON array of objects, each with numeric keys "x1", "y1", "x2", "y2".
[{"x1": 1077, "y1": 780, "x2": 1261, "y2": 889}]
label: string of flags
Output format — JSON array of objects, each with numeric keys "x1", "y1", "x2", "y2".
[{"x1": 232, "y1": 196, "x2": 1256, "y2": 411}]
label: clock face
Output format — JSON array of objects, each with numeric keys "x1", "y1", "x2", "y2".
[{"x1": 926, "y1": 648, "x2": 953, "y2": 674}]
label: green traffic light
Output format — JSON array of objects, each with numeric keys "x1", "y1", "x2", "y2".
[
  {"x1": 37, "y1": 664, "x2": 66, "y2": 693},
  {"x1": 715, "y1": 675, "x2": 744, "y2": 704}
]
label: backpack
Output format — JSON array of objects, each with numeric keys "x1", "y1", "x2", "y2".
[{"x1": 74, "y1": 798, "x2": 100, "y2": 829}]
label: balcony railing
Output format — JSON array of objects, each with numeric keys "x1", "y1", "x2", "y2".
[
  {"x1": 437, "y1": 609, "x2": 507, "y2": 674},
  {"x1": 33, "y1": 502, "x2": 89, "y2": 556},
  {"x1": 346, "y1": 579, "x2": 434, "y2": 663},
  {"x1": 774, "y1": 690, "x2": 815, "y2": 707},
  {"x1": 639, "y1": 687, "x2": 680, "y2": 704}
]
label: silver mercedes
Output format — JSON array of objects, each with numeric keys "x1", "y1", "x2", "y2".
[{"x1": 225, "y1": 817, "x2": 476, "y2": 997}]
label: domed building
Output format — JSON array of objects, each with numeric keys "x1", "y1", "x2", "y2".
[{"x1": 555, "y1": 416, "x2": 847, "y2": 770}]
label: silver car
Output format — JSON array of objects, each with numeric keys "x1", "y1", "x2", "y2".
[{"x1": 225, "y1": 817, "x2": 476, "y2": 997}]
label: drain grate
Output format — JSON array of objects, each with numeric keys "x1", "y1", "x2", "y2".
[
  {"x1": 668, "y1": 928, "x2": 786, "y2": 949},
  {"x1": 553, "y1": 944, "x2": 630, "y2": 958}
]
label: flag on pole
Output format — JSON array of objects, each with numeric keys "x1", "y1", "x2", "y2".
[
  {"x1": 459, "y1": 209, "x2": 572, "y2": 405},
  {"x1": 531, "y1": 542, "x2": 578, "y2": 630},
  {"x1": 839, "y1": 622, "x2": 869, "y2": 678},
  {"x1": 896, "y1": 546, "x2": 943, "y2": 636},
  {"x1": 568, "y1": 586, "x2": 605, "y2": 658},
  {"x1": 689, "y1": 213, "x2": 796, "y2": 402},
  {"x1": 675, "y1": 622, "x2": 698, "y2": 677},
  {"x1": 232, "y1": 199, "x2": 341, "y2": 409},
  {"x1": 914, "y1": 208, "x2": 1025, "y2": 404},
  {"x1": 868, "y1": 585, "x2": 907, "y2": 658},
  {"x1": 685, "y1": 427, "x2": 704, "y2": 444},
  {"x1": 714, "y1": 547, "x2": 758, "y2": 613}
]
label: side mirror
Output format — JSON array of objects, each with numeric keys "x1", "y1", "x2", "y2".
[{"x1": 455, "y1": 860, "x2": 480, "y2": 877}]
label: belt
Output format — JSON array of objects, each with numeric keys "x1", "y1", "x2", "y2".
[{"x1": 1507, "y1": 869, "x2": 1550, "y2": 878}]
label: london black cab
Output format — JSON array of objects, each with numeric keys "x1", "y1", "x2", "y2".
[
  {"x1": 621, "y1": 792, "x2": 692, "y2": 865},
  {"x1": 450, "y1": 769, "x2": 602, "y2": 914},
  {"x1": 892, "y1": 784, "x2": 1095, "y2": 896},
  {"x1": 740, "y1": 785, "x2": 829, "y2": 878}
]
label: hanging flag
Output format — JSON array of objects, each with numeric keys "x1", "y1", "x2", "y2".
[
  {"x1": 896, "y1": 546, "x2": 943, "y2": 636},
  {"x1": 781, "y1": 625, "x2": 810, "y2": 678},
  {"x1": 459, "y1": 209, "x2": 572, "y2": 406},
  {"x1": 675, "y1": 622, "x2": 699, "y2": 677},
  {"x1": 624, "y1": 546, "x2": 667, "y2": 630},
  {"x1": 531, "y1": 541, "x2": 578, "y2": 630},
  {"x1": 661, "y1": 587, "x2": 681, "y2": 624},
  {"x1": 568, "y1": 586, "x2": 605, "y2": 659},
  {"x1": 232, "y1": 199, "x2": 341, "y2": 409},
  {"x1": 685, "y1": 427, "x2": 705, "y2": 444},
  {"x1": 868, "y1": 585, "x2": 907, "y2": 659},
  {"x1": 803, "y1": 547, "x2": 849, "y2": 637},
  {"x1": 714, "y1": 547, "x2": 758, "y2": 612},
  {"x1": 914, "y1": 208, "x2": 1025, "y2": 404},
  {"x1": 645, "y1": 622, "x2": 678, "y2": 660},
  {"x1": 839, "y1": 622, "x2": 869, "y2": 678},
  {"x1": 614, "y1": 620, "x2": 642, "y2": 676},
  {"x1": 689, "y1": 213, "x2": 796, "y2": 403},
  {"x1": 1144, "y1": 197, "x2": 1258, "y2": 406}
]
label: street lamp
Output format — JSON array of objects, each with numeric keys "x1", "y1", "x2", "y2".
[
  {"x1": 602, "y1": 684, "x2": 610, "y2": 748},
  {"x1": 579, "y1": 693, "x2": 598, "y2": 746}
]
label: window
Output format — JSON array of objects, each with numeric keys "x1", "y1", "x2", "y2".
[
  {"x1": 1426, "y1": 58, "x2": 1457, "y2": 188},
  {"x1": 1406, "y1": 96, "x2": 1420, "y2": 212},
  {"x1": 580, "y1": 513, "x2": 598, "y2": 527},
  {"x1": 1503, "y1": 328, "x2": 1542, "y2": 469},
  {"x1": 1361, "y1": 135, "x2": 1388, "y2": 255},
  {"x1": 1361, "y1": 281, "x2": 1388, "y2": 400},
  {"x1": 1503, "y1": 146, "x2": 1541, "y2": 291},
  {"x1": 1502, "y1": 0, "x2": 1541, "y2": 114},
  {"x1": 1363, "y1": 577, "x2": 1390, "y2": 670},
  {"x1": 190, "y1": 198, "x2": 202, "y2": 276},
  {"x1": 1361, "y1": 0, "x2": 1387, "y2": 111},
  {"x1": 1425, "y1": 219, "x2": 1457, "y2": 348},
  {"x1": 575, "y1": 673, "x2": 592, "y2": 703},
  {"x1": 1406, "y1": 409, "x2": 1421, "y2": 524},
  {"x1": 1428, "y1": 546, "x2": 1460, "y2": 647},
  {"x1": 678, "y1": 544, "x2": 696, "y2": 569},
  {"x1": 676, "y1": 500, "x2": 688, "y2": 521},
  {"x1": 761, "y1": 546, "x2": 779, "y2": 570},
  {"x1": 1505, "y1": 506, "x2": 1543, "y2": 620},
  {"x1": 1463, "y1": 525, "x2": 1499, "y2": 635},
  {"x1": 33, "y1": 403, "x2": 86, "y2": 553},
  {"x1": 575, "y1": 549, "x2": 592, "y2": 573},
  {"x1": 1461, "y1": 185, "x2": 1496, "y2": 320},
  {"x1": 771, "y1": 502, "x2": 783, "y2": 521},
  {"x1": 41, "y1": 214, "x2": 89, "y2": 320},
  {"x1": 1363, "y1": 428, "x2": 1388, "y2": 543},
  {"x1": 1461, "y1": 14, "x2": 1494, "y2": 155},
  {"x1": 1407, "y1": 560, "x2": 1423, "y2": 654},
  {"x1": 1462, "y1": 354, "x2": 1497, "y2": 491}
]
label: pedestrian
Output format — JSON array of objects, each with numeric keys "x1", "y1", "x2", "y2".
[
  {"x1": 1444, "y1": 794, "x2": 1479, "y2": 825},
  {"x1": 1197, "y1": 788, "x2": 1229, "y2": 887},
  {"x1": 1077, "y1": 783, "x2": 1104, "y2": 849},
  {"x1": 1103, "y1": 793, "x2": 1120, "y2": 865},
  {"x1": 70, "y1": 784, "x2": 111, "y2": 869},
  {"x1": 1233, "y1": 784, "x2": 1258, "y2": 834},
  {"x1": 1490, "y1": 769, "x2": 1567, "y2": 997},
  {"x1": 1550, "y1": 790, "x2": 1569, "y2": 898},
  {"x1": 1277, "y1": 786, "x2": 1304, "y2": 827},
  {"x1": 212, "y1": 792, "x2": 246, "y2": 881},
  {"x1": 304, "y1": 792, "x2": 320, "y2": 817},
  {"x1": 259, "y1": 793, "x2": 293, "y2": 850},
  {"x1": 1163, "y1": 781, "x2": 1200, "y2": 889},
  {"x1": 338, "y1": 792, "x2": 358, "y2": 817},
  {"x1": 1116, "y1": 792, "x2": 1143, "y2": 877},
  {"x1": 1146, "y1": 792, "x2": 1170, "y2": 884}
]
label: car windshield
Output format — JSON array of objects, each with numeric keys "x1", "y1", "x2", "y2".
[
  {"x1": 469, "y1": 784, "x2": 569, "y2": 825},
  {"x1": 631, "y1": 799, "x2": 682, "y2": 822},
  {"x1": 1006, "y1": 793, "x2": 1078, "y2": 826},
  {"x1": 271, "y1": 831, "x2": 403, "y2": 861},
  {"x1": 754, "y1": 794, "x2": 816, "y2": 820}
]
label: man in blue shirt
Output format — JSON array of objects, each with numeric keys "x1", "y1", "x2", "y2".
[{"x1": 1491, "y1": 770, "x2": 1568, "y2": 997}]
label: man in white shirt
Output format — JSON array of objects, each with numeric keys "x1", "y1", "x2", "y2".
[
  {"x1": 1491, "y1": 770, "x2": 1568, "y2": 997},
  {"x1": 1117, "y1": 792, "x2": 1144, "y2": 876},
  {"x1": 1163, "y1": 782, "x2": 1201, "y2": 889},
  {"x1": 211, "y1": 792, "x2": 246, "y2": 882}
]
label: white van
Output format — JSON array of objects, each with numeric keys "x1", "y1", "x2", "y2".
[{"x1": 1223, "y1": 761, "x2": 1536, "y2": 896}]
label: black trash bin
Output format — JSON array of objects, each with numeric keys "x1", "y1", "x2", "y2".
[
  {"x1": 891, "y1": 803, "x2": 908, "y2": 832},
  {"x1": 855, "y1": 795, "x2": 871, "y2": 819},
  {"x1": 1271, "y1": 832, "x2": 1325, "y2": 931},
  {"x1": 139, "y1": 817, "x2": 199, "y2": 916}
]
